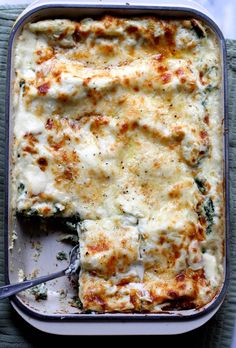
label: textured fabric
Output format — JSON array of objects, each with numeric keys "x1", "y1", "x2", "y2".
[{"x1": 0, "y1": 5, "x2": 236, "y2": 346}]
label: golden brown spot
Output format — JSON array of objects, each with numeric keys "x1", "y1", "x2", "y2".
[
  {"x1": 128, "y1": 46, "x2": 135, "y2": 57},
  {"x1": 167, "y1": 290, "x2": 179, "y2": 299},
  {"x1": 196, "y1": 226, "x2": 205, "y2": 241},
  {"x1": 153, "y1": 161, "x2": 161, "y2": 169},
  {"x1": 176, "y1": 273, "x2": 185, "y2": 282},
  {"x1": 87, "y1": 89, "x2": 102, "y2": 101},
  {"x1": 200, "y1": 130, "x2": 208, "y2": 140},
  {"x1": 159, "y1": 236, "x2": 166, "y2": 245},
  {"x1": 45, "y1": 118, "x2": 54, "y2": 130},
  {"x1": 35, "y1": 104, "x2": 44, "y2": 117},
  {"x1": 87, "y1": 241, "x2": 110, "y2": 253},
  {"x1": 178, "y1": 284, "x2": 186, "y2": 290},
  {"x1": 121, "y1": 239, "x2": 127, "y2": 247},
  {"x1": 52, "y1": 70, "x2": 62, "y2": 83},
  {"x1": 187, "y1": 222, "x2": 199, "y2": 240},
  {"x1": 189, "y1": 81, "x2": 197, "y2": 91},
  {"x1": 36, "y1": 47, "x2": 54, "y2": 64},
  {"x1": 130, "y1": 290, "x2": 140, "y2": 309},
  {"x1": 41, "y1": 206, "x2": 52, "y2": 215},
  {"x1": 120, "y1": 122, "x2": 129, "y2": 134},
  {"x1": 161, "y1": 72, "x2": 172, "y2": 84},
  {"x1": 169, "y1": 185, "x2": 182, "y2": 199},
  {"x1": 90, "y1": 116, "x2": 109, "y2": 134},
  {"x1": 106, "y1": 255, "x2": 117, "y2": 275},
  {"x1": 117, "y1": 278, "x2": 131, "y2": 286},
  {"x1": 63, "y1": 168, "x2": 73, "y2": 180},
  {"x1": 142, "y1": 124, "x2": 148, "y2": 132},
  {"x1": 204, "y1": 114, "x2": 210, "y2": 125},
  {"x1": 173, "y1": 247, "x2": 181, "y2": 259},
  {"x1": 85, "y1": 293, "x2": 106, "y2": 311},
  {"x1": 58, "y1": 93, "x2": 68, "y2": 103},
  {"x1": 47, "y1": 135, "x2": 64, "y2": 151},
  {"x1": 37, "y1": 157, "x2": 48, "y2": 171},
  {"x1": 176, "y1": 68, "x2": 185, "y2": 77},
  {"x1": 172, "y1": 126, "x2": 185, "y2": 141},
  {"x1": 124, "y1": 78, "x2": 130, "y2": 87},
  {"x1": 83, "y1": 77, "x2": 92, "y2": 86},
  {"x1": 165, "y1": 26, "x2": 176, "y2": 45},
  {"x1": 37, "y1": 193, "x2": 53, "y2": 201},
  {"x1": 23, "y1": 146, "x2": 38, "y2": 155},
  {"x1": 199, "y1": 71, "x2": 207, "y2": 85},
  {"x1": 98, "y1": 44, "x2": 115, "y2": 56},
  {"x1": 23, "y1": 132, "x2": 39, "y2": 145},
  {"x1": 36, "y1": 70, "x2": 44, "y2": 79},
  {"x1": 192, "y1": 269, "x2": 205, "y2": 281},
  {"x1": 144, "y1": 81, "x2": 153, "y2": 89},
  {"x1": 37, "y1": 82, "x2": 50, "y2": 96},
  {"x1": 158, "y1": 65, "x2": 168, "y2": 73},
  {"x1": 153, "y1": 53, "x2": 164, "y2": 62},
  {"x1": 126, "y1": 25, "x2": 139, "y2": 34},
  {"x1": 118, "y1": 97, "x2": 126, "y2": 105},
  {"x1": 95, "y1": 28, "x2": 105, "y2": 36}
]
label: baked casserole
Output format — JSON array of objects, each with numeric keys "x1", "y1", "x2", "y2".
[{"x1": 12, "y1": 16, "x2": 224, "y2": 312}]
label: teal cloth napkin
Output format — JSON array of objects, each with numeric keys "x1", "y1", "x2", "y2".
[{"x1": 0, "y1": 5, "x2": 236, "y2": 346}]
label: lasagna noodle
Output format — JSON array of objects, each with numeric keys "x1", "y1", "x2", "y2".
[{"x1": 13, "y1": 16, "x2": 224, "y2": 311}]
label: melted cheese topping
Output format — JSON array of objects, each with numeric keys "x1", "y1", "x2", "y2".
[{"x1": 13, "y1": 16, "x2": 224, "y2": 312}]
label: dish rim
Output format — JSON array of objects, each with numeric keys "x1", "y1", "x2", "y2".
[{"x1": 5, "y1": 2, "x2": 230, "y2": 322}]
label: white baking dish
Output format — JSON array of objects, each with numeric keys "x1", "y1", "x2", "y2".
[{"x1": 5, "y1": 0, "x2": 229, "y2": 335}]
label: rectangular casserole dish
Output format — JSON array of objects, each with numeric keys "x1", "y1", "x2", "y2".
[{"x1": 5, "y1": 0, "x2": 229, "y2": 333}]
